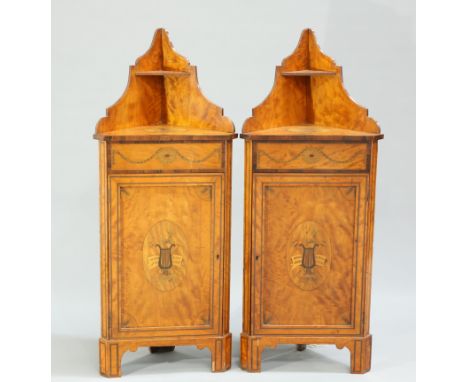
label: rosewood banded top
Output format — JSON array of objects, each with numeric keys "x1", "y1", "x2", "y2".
[
  {"x1": 94, "y1": 125, "x2": 237, "y2": 142},
  {"x1": 241, "y1": 124, "x2": 383, "y2": 142}
]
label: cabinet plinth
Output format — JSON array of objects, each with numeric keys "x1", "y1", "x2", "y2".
[
  {"x1": 241, "y1": 29, "x2": 382, "y2": 373},
  {"x1": 95, "y1": 29, "x2": 235, "y2": 376}
]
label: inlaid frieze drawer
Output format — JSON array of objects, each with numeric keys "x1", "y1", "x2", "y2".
[
  {"x1": 110, "y1": 142, "x2": 223, "y2": 172},
  {"x1": 254, "y1": 142, "x2": 369, "y2": 171}
]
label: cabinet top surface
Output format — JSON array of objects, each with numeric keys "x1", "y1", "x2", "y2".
[
  {"x1": 94, "y1": 125, "x2": 238, "y2": 142},
  {"x1": 241, "y1": 124, "x2": 383, "y2": 141}
]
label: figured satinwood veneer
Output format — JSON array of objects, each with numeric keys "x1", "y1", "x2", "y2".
[
  {"x1": 94, "y1": 28, "x2": 235, "y2": 377},
  {"x1": 94, "y1": 28, "x2": 234, "y2": 135},
  {"x1": 241, "y1": 29, "x2": 383, "y2": 374}
]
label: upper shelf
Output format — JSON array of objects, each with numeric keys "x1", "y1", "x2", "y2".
[
  {"x1": 135, "y1": 70, "x2": 190, "y2": 77},
  {"x1": 94, "y1": 29, "x2": 234, "y2": 137},
  {"x1": 282, "y1": 69, "x2": 336, "y2": 77},
  {"x1": 242, "y1": 29, "x2": 380, "y2": 135}
]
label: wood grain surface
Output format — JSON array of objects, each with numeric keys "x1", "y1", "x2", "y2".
[
  {"x1": 95, "y1": 29, "x2": 234, "y2": 135},
  {"x1": 242, "y1": 29, "x2": 380, "y2": 134}
]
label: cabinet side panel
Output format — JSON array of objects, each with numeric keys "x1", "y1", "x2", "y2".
[
  {"x1": 99, "y1": 141, "x2": 110, "y2": 338},
  {"x1": 222, "y1": 141, "x2": 232, "y2": 334},
  {"x1": 242, "y1": 141, "x2": 253, "y2": 334},
  {"x1": 362, "y1": 142, "x2": 378, "y2": 334}
]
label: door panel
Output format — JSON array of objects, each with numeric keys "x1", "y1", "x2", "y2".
[
  {"x1": 252, "y1": 174, "x2": 367, "y2": 335},
  {"x1": 109, "y1": 174, "x2": 223, "y2": 338}
]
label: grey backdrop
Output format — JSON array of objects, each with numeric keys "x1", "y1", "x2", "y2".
[{"x1": 52, "y1": 0, "x2": 415, "y2": 381}]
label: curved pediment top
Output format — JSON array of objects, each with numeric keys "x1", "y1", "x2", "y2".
[
  {"x1": 95, "y1": 29, "x2": 234, "y2": 135},
  {"x1": 281, "y1": 28, "x2": 337, "y2": 72},
  {"x1": 242, "y1": 29, "x2": 380, "y2": 134},
  {"x1": 134, "y1": 28, "x2": 190, "y2": 72}
]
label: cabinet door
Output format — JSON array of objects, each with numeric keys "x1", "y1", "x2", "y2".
[
  {"x1": 252, "y1": 174, "x2": 368, "y2": 335},
  {"x1": 109, "y1": 174, "x2": 223, "y2": 338}
]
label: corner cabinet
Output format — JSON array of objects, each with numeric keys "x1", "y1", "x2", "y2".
[
  {"x1": 94, "y1": 29, "x2": 236, "y2": 377},
  {"x1": 240, "y1": 29, "x2": 383, "y2": 373}
]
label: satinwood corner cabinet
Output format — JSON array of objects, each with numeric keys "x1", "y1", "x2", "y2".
[
  {"x1": 240, "y1": 29, "x2": 383, "y2": 373},
  {"x1": 94, "y1": 29, "x2": 236, "y2": 377}
]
